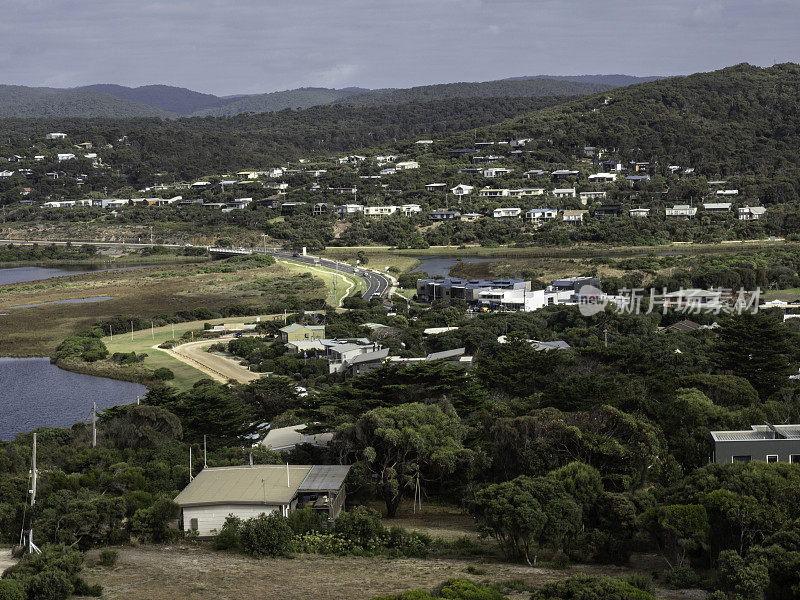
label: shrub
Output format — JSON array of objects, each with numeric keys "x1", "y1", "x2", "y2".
[
  {"x1": 621, "y1": 574, "x2": 655, "y2": 594},
  {"x1": 287, "y1": 507, "x2": 325, "y2": 535},
  {"x1": 212, "y1": 515, "x2": 242, "y2": 551},
  {"x1": 98, "y1": 549, "x2": 118, "y2": 567},
  {"x1": 532, "y1": 575, "x2": 656, "y2": 600},
  {"x1": 333, "y1": 506, "x2": 386, "y2": 546},
  {"x1": 152, "y1": 367, "x2": 175, "y2": 381},
  {"x1": 72, "y1": 577, "x2": 103, "y2": 597},
  {"x1": 130, "y1": 498, "x2": 179, "y2": 542},
  {"x1": 0, "y1": 580, "x2": 25, "y2": 600},
  {"x1": 24, "y1": 570, "x2": 73, "y2": 600},
  {"x1": 239, "y1": 512, "x2": 294, "y2": 558},
  {"x1": 663, "y1": 566, "x2": 701, "y2": 589}
]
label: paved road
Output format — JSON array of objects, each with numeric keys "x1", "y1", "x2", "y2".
[
  {"x1": 164, "y1": 337, "x2": 261, "y2": 384},
  {"x1": 0, "y1": 239, "x2": 393, "y2": 300}
]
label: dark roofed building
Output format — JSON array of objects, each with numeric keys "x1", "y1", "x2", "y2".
[{"x1": 710, "y1": 425, "x2": 800, "y2": 465}]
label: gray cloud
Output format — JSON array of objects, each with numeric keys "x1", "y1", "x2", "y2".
[{"x1": 0, "y1": 0, "x2": 798, "y2": 95}]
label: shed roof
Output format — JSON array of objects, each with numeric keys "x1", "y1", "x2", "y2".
[
  {"x1": 426, "y1": 348, "x2": 465, "y2": 361},
  {"x1": 299, "y1": 465, "x2": 351, "y2": 492},
  {"x1": 174, "y1": 465, "x2": 312, "y2": 507}
]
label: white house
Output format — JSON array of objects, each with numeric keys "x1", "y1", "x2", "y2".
[
  {"x1": 493, "y1": 207, "x2": 522, "y2": 219},
  {"x1": 562, "y1": 209, "x2": 589, "y2": 222},
  {"x1": 739, "y1": 206, "x2": 766, "y2": 221},
  {"x1": 553, "y1": 188, "x2": 576, "y2": 198},
  {"x1": 415, "y1": 139, "x2": 434, "y2": 145},
  {"x1": 45, "y1": 133, "x2": 67, "y2": 140},
  {"x1": 510, "y1": 188, "x2": 545, "y2": 197},
  {"x1": 0, "y1": 170, "x2": 14, "y2": 178},
  {"x1": 588, "y1": 172, "x2": 617, "y2": 183},
  {"x1": 484, "y1": 167, "x2": 512, "y2": 178},
  {"x1": 451, "y1": 184, "x2": 474, "y2": 196},
  {"x1": 629, "y1": 208, "x2": 650, "y2": 218},
  {"x1": 479, "y1": 188, "x2": 510, "y2": 197},
  {"x1": 716, "y1": 189, "x2": 739, "y2": 196},
  {"x1": 579, "y1": 191, "x2": 607, "y2": 204},
  {"x1": 364, "y1": 205, "x2": 398, "y2": 217},
  {"x1": 57, "y1": 153, "x2": 76, "y2": 161},
  {"x1": 174, "y1": 464, "x2": 351, "y2": 537},
  {"x1": 526, "y1": 208, "x2": 558, "y2": 225},
  {"x1": 400, "y1": 204, "x2": 422, "y2": 216},
  {"x1": 395, "y1": 161, "x2": 419, "y2": 171},
  {"x1": 333, "y1": 204, "x2": 364, "y2": 218},
  {"x1": 510, "y1": 138, "x2": 532, "y2": 147},
  {"x1": 666, "y1": 205, "x2": 698, "y2": 218},
  {"x1": 379, "y1": 168, "x2": 396, "y2": 175}
]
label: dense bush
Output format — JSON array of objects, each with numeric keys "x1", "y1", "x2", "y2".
[
  {"x1": 0, "y1": 580, "x2": 25, "y2": 600},
  {"x1": 531, "y1": 574, "x2": 656, "y2": 600},
  {"x1": 238, "y1": 512, "x2": 294, "y2": 558}
]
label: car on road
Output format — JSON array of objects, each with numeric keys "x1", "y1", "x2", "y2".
[{"x1": 292, "y1": 252, "x2": 300, "y2": 257}]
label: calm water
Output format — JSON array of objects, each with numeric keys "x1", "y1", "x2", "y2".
[
  {"x1": 0, "y1": 265, "x2": 146, "y2": 286},
  {"x1": 0, "y1": 357, "x2": 147, "y2": 441},
  {"x1": 8, "y1": 296, "x2": 115, "y2": 309},
  {"x1": 413, "y1": 256, "x2": 493, "y2": 277}
]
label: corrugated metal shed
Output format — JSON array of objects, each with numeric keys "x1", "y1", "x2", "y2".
[
  {"x1": 299, "y1": 465, "x2": 351, "y2": 492},
  {"x1": 426, "y1": 348, "x2": 465, "y2": 361}
]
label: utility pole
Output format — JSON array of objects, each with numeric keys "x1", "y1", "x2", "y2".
[
  {"x1": 109, "y1": 324, "x2": 113, "y2": 342},
  {"x1": 203, "y1": 435, "x2": 207, "y2": 468},
  {"x1": 189, "y1": 447, "x2": 193, "y2": 481},
  {"x1": 604, "y1": 328, "x2": 608, "y2": 348},
  {"x1": 171, "y1": 323, "x2": 175, "y2": 339},
  {"x1": 92, "y1": 402, "x2": 97, "y2": 448},
  {"x1": 130, "y1": 320, "x2": 134, "y2": 341},
  {"x1": 30, "y1": 433, "x2": 37, "y2": 508}
]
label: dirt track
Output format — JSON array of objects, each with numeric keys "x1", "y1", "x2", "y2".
[{"x1": 164, "y1": 337, "x2": 261, "y2": 384}]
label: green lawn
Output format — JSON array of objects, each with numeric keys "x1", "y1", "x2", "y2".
[{"x1": 103, "y1": 315, "x2": 279, "y2": 391}]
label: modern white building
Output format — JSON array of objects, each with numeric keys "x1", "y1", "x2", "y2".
[
  {"x1": 553, "y1": 188, "x2": 576, "y2": 198},
  {"x1": 451, "y1": 184, "x2": 474, "y2": 196},
  {"x1": 364, "y1": 205, "x2": 398, "y2": 217},
  {"x1": 395, "y1": 161, "x2": 419, "y2": 171},
  {"x1": 492, "y1": 207, "x2": 522, "y2": 219},
  {"x1": 739, "y1": 206, "x2": 767, "y2": 221},
  {"x1": 588, "y1": 172, "x2": 617, "y2": 183},
  {"x1": 666, "y1": 205, "x2": 698, "y2": 218}
]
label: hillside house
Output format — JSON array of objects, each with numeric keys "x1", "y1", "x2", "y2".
[
  {"x1": 364, "y1": 205, "x2": 398, "y2": 217},
  {"x1": 425, "y1": 183, "x2": 447, "y2": 192},
  {"x1": 739, "y1": 206, "x2": 766, "y2": 221},
  {"x1": 629, "y1": 208, "x2": 650, "y2": 218},
  {"x1": 600, "y1": 160, "x2": 624, "y2": 172},
  {"x1": 7, "y1": 155, "x2": 22, "y2": 162},
  {"x1": 493, "y1": 207, "x2": 522, "y2": 219},
  {"x1": 460, "y1": 213, "x2": 483, "y2": 222},
  {"x1": 553, "y1": 188, "x2": 576, "y2": 199},
  {"x1": 562, "y1": 209, "x2": 589, "y2": 222},
  {"x1": 45, "y1": 132, "x2": 67, "y2": 140},
  {"x1": 472, "y1": 155, "x2": 503, "y2": 163},
  {"x1": 479, "y1": 188, "x2": 510, "y2": 197},
  {"x1": 313, "y1": 203, "x2": 329, "y2": 216},
  {"x1": 0, "y1": 170, "x2": 13, "y2": 178},
  {"x1": 447, "y1": 149, "x2": 476, "y2": 158},
  {"x1": 702, "y1": 202, "x2": 731, "y2": 214},
  {"x1": 429, "y1": 210, "x2": 461, "y2": 221},
  {"x1": 551, "y1": 170, "x2": 579, "y2": 180},
  {"x1": 174, "y1": 464, "x2": 351, "y2": 536},
  {"x1": 451, "y1": 184, "x2": 474, "y2": 196},
  {"x1": 510, "y1": 188, "x2": 545, "y2": 197},
  {"x1": 579, "y1": 191, "x2": 606, "y2": 204},
  {"x1": 588, "y1": 172, "x2": 616, "y2": 183},
  {"x1": 593, "y1": 205, "x2": 623, "y2": 218},
  {"x1": 395, "y1": 161, "x2": 419, "y2": 171},
  {"x1": 400, "y1": 204, "x2": 422, "y2": 216},
  {"x1": 710, "y1": 425, "x2": 800, "y2": 465},
  {"x1": 334, "y1": 204, "x2": 364, "y2": 218},
  {"x1": 626, "y1": 175, "x2": 651, "y2": 184},
  {"x1": 483, "y1": 167, "x2": 512, "y2": 178},
  {"x1": 279, "y1": 323, "x2": 326, "y2": 343},
  {"x1": 716, "y1": 189, "x2": 739, "y2": 196},
  {"x1": 57, "y1": 153, "x2": 76, "y2": 161},
  {"x1": 666, "y1": 205, "x2": 697, "y2": 218},
  {"x1": 526, "y1": 208, "x2": 558, "y2": 226},
  {"x1": 524, "y1": 169, "x2": 546, "y2": 179}
]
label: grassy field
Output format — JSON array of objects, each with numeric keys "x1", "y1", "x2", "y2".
[
  {"x1": 276, "y1": 259, "x2": 365, "y2": 305},
  {"x1": 0, "y1": 259, "x2": 347, "y2": 359},
  {"x1": 77, "y1": 501, "x2": 697, "y2": 600}
]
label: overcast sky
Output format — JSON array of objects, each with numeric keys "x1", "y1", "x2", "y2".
[{"x1": 0, "y1": 0, "x2": 798, "y2": 96}]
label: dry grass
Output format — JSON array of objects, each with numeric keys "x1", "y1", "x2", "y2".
[
  {"x1": 0, "y1": 261, "x2": 326, "y2": 357},
  {"x1": 80, "y1": 545, "x2": 700, "y2": 600}
]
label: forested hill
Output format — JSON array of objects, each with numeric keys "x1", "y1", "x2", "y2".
[
  {"x1": 438, "y1": 63, "x2": 800, "y2": 178},
  {"x1": 328, "y1": 78, "x2": 616, "y2": 107},
  {"x1": 506, "y1": 74, "x2": 663, "y2": 86},
  {"x1": 0, "y1": 86, "x2": 174, "y2": 119},
  {"x1": 0, "y1": 96, "x2": 573, "y2": 182},
  {"x1": 75, "y1": 84, "x2": 231, "y2": 115}
]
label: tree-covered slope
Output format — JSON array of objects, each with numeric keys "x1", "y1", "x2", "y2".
[
  {"x1": 192, "y1": 87, "x2": 365, "y2": 116},
  {"x1": 0, "y1": 86, "x2": 174, "y2": 118},
  {"x1": 332, "y1": 78, "x2": 615, "y2": 107},
  {"x1": 507, "y1": 74, "x2": 663, "y2": 87},
  {"x1": 76, "y1": 84, "x2": 230, "y2": 115},
  {"x1": 440, "y1": 63, "x2": 800, "y2": 177}
]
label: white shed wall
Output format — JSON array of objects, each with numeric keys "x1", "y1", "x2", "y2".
[{"x1": 183, "y1": 504, "x2": 282, "y2": 537}]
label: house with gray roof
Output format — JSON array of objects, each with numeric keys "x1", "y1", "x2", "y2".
[
  {"x1": 710, "y1": 424, "x2": 800, "y2": 465},
  {"x1": 174, "y1": 464, "x2": 351, "y2": 536}
]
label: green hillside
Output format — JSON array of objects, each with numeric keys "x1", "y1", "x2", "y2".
[
  {"x1": 0, "y1": 86, "x2": 173, "y2": 118},
  {"x1": 439, "y1": 63, "x2": 800, "y2": 178},
  {"x1": 191, "y1": 87, "x2": 363, "y2": 116},
  {"x1": 76, "y1": 84, "x2": 229, "y2": 115},
  {"x1": 333, "y1": 78, "x2": 615, "y2": 107}
]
